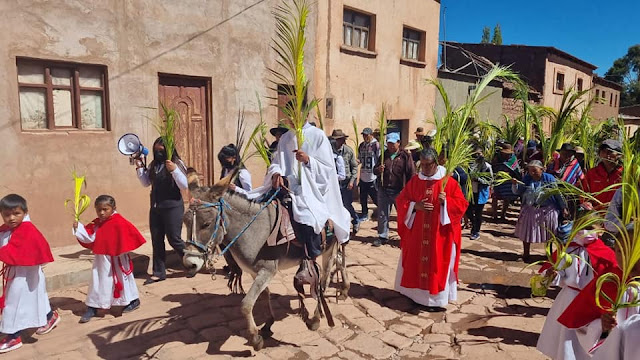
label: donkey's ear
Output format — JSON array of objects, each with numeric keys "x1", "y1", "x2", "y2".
[
  {"x1": 187, "y1": 167, "x2": 201, "y2": 192},
  {"x1": 207, "y1": 168, "x2": 238, "y2": 198}
]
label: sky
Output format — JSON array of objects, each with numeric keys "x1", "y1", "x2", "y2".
[{"x1": 439, "y1": 0, "x2": 640, "y2": 75}]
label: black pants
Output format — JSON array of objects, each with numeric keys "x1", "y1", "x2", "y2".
[
  {"x1": 340, "y1": 185, "x2": 358, "y2": 224},
  {"x1": 149, "y1": 205, "x2": 186, "y2": 277},
  {"x1": 359, "y1": 181, "x2": 377, "y2": 217},
  {"x1": 466, "y1": 202, "x2": 485, "y2": 235},
  {"x1": 291, "y1": 220, "x2": 322, "y2": 259}
]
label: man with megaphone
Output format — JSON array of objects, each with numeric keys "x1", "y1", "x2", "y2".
[{"x1": 128, "y1": 137, "x2": 188, "y2": 284}]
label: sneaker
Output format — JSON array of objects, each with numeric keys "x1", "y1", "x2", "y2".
[
  {"x1": 373, "y1": 238, "x2": 387, "y2": 247},
  {"x1": 0, "y1": 336, "x2": 22, "y2": 353},
  {"x1": 470, "y1": 233, "x2": 480, "y2": 241},
  {"x1": 36, "y1": 310, "x2": 60, "y2": 335},
  {"x1": 79, "y1": 307, "x2": 97, "y2": 323},
  {"x1": 123, "y1": 299, "x2": 141, "y2": 313},
  {"x1": 352, "y1": 221, "x2": 360, "y2": 234}
]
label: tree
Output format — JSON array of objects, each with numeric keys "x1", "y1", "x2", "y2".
[
  {"x1": 491, "y1": 24, "x2": 503, "y2": 45},
  {"x1": 481, "y1": 26, "x2": 491, "y2": 43},
  {"x1": 605, "y1": 45, "x2": 640, "y2": 106}
]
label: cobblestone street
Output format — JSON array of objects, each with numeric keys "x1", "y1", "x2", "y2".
[{"x1": 8, "y1": 208, "x2": 552, "y2": 360}]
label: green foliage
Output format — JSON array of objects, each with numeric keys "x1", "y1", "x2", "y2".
[
  {"x1": 428, "y1": 65, "x2": 521, "y2": 191},
  {"x1": 270, "y1": 0, "x2": 319, "y2": 183},
  {"x1": 481, "y1": 26, "x2": 491, "y2": 44},
  {"x1": 350, "y1": 116, "x2": 360, "y2": 158},
  {"x1": 491, "y1": 24, "x2": 503, "y2": 45},
  {"x1": 157, "y1": 103, "x2": 178, "y2": 161},
  {"x1": 604, "y1": 44, "x2": 640, "y2": 107},
  {"x1": 243, "y1": 94, "x2": 271, "y2": 167},
  {"x1": 377, "y1": 104, "x2": 388, "y2": 185}
]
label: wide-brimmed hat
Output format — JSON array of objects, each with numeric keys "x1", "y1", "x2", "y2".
[
  {"x1": 330, "y1": 129, "x2": 349, "y2": 139},
  {"x1": 500, "y1": 144, "x2": 514, "y2": 154},
  {"x1": 404, "y1": 140, "x2": 421, "y2": 151},
  {"x1": 557, "y1": 143, "x2": 576, "y2": 153},
  {"x1": 575, "y1": 146, "x2": 585, "y2": 155},
  {"x1": 599, "y1": 139, "x2": 622, "y2": 153},
  {"x1": 270, "y1": 125, "x2": 289, "y2": 136},
  {"x1": 361, "y1": 127, "x2": 373, "y2": 135},
  {"x1": 415, "y1": 127, "x2": 425, "y2": 136}
]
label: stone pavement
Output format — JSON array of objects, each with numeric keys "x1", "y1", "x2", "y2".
[{"x1": 6, "y1": 206, "x2": 554, "y2": 359}]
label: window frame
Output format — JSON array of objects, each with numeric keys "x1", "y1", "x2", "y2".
[
  {"x1": 554, "y1": 70, "x2": 565, "y2": 94},
  {"x1": 401, "y1": 26, "x2": 426, "y2": 65},
  {"x1": 16, "y1": 57, "x2": 110, "y2": 131},
  {"x1": 601, "y1": 91, "x2": 606, "y2": 104},
  {"x1": 342, "y1": 7, "x2": 376, "y2": 52},
  {"x1": 576, "y1": 77, "x2": 583, "y2": 92}
]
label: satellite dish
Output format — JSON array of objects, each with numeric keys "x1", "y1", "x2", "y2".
[{"x1": 117, "y1": 133, "x2": 149, "y2": 156}]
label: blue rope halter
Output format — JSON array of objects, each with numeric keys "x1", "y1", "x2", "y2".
[{"x1": 187, "y1": 188, "x2": 280, "y2": 258}]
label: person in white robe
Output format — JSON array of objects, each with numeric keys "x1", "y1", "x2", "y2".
[
  {"x1": 591, "y1": 313, "x2": 640, "y2": 360},
  {"x1": 247, "y1": 122, "x2": 350, "y2": 258}
]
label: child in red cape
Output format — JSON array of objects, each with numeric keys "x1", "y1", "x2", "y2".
[
  {"x1": 536, "y1": 220, "x2": 617, "y2": 360},
  {"x1": 73, "y1": 195, "x2": 146, "y2": 323},
  {"x1": 557, "y1": 227, "x2": 640, "y2": 358},
  {"x1": 0, "y1": 194, "x2": 60, "y2": 353}
]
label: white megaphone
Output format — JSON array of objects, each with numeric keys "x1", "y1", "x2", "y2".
[{"x1": 117, "y1": 133, "x2": 149, "y2": 157}]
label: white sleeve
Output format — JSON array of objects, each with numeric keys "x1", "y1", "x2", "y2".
[
  {"x1": 171, "y1": 167, "x2": 188, "y2": 190},
  {"x1": 137, "y1": 168, "x2": 151, "y2": 187},
  {"x1": 73, "y1": 222, "x2": 96, "y2": 244},
  {"x1": 405, "y1": 201, "x2": 416, "y2": 229},
  {"x1": 238, "y1": 169, "x2": 253, "y2": 191},
  {"x1": 336, "y1": 156, "x2": 346, "y2": 181}
]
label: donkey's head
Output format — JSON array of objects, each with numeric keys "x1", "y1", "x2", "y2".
[{"x1": 182, "y1": 169, "x2": 236, "y2": 275}]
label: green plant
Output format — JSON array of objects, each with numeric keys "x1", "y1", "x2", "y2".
[
  {"x1": 157, "y1": 103, "x2": 178, "y2": 161},
  {"x1": 270, "y1": 0, "x2": 320, "y2": 184},
  {"x1": 377, "y1": 104, "x2": 388, "y2": 186},
  {"x1": 65, "y1": 171, "x2": 91, "y2": 222},
  {"x1": 351, "y1": 116, "x2": 360, "y2": 158}
]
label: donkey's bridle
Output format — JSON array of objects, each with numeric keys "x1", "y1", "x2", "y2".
[{"x1": 185, "y1": 188, "x2": 281, "y2": 259}]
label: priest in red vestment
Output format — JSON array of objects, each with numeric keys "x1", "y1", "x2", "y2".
[{"x1": 394, "y1": 148, "x2": 468, "y2": 310}]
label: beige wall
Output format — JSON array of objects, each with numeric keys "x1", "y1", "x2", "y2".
[
  {"x1": 591, "y1": 84, "x2": 621, "y2": 121},
  {"x1": 312, "y1": 0, "x2": 440, "y2": 144},
  {"x1": 0, "y1": 0, "x2": 317, "y2": 247},
  {"x1": 434, "y1": 77, "x2": 503, "y2": 123},
  {"x1": 542, "y1": 55, "x2": 593, "y2": 112}
]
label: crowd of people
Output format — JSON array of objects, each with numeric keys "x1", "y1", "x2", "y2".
[{"x1": 0, "y1": 114, "x2": 637, "y2": 359}]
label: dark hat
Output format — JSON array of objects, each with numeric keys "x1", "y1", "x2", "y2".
[
  {"x1": 330, "y1": 129, "x2": 349, "y2": 139},
  {"x1": 270, "y1": 125, "x2": 289, "y2": 136},
  {"x1": 499, "y1": 143, "x2": 514, "y2": 154},
  {"x1": 415, "y1": 127, "x2": 425, "y2": 136},
  {"x1": 361, "y1": 127, "x2": 373, "y2": 135},
  {"x1": 558, "y1": 143, "x2": 576, "y2": 153},
  {"x1": 599, "y1": 139, "x2": 622, "y2": 153}
]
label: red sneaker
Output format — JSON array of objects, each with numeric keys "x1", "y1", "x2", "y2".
[
  {"x1": 35, "y1": 310, "x2": 60, "y2": 335},
  {"x1": 0, "y1": 336, "x2": 22, "y2": 353}
]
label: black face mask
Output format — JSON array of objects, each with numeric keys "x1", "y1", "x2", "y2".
[{"x1": 154, "y1": 150, "x2": 166, "y2": 161}]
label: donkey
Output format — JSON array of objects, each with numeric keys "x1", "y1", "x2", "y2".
[{"x1": 182, "y1": 174, "x2": 350, "y2": 351}]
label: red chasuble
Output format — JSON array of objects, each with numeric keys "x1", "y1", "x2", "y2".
[
  {"x1": 81, "y1": 214, "x2": 146, "y2": 256},
  {"x1": 557, "y1": 266, "x2": 622, "y2": 329},
  {"x1": 396, "y1": 175, "x2": 468, "y2": 294},
  {"x1": 0, "y1": 221, "x2": 54, "y2": 266}
]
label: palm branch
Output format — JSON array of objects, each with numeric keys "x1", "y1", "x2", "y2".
[
  {"x1": 157, "y1": 103, "x2": 178, "y2": 161},
  {"x1": 269, "y1": 0, "x2": 319, "y2": 184},
  {"x1": 377, "y1": 104, "x2": 389, "y2": 186},
  {"x1": 351, "y1": 116, "x2": 360, "y2": 158},
  {"x1": 65, "y1": 170, "x2": 91, "y2": 222}
]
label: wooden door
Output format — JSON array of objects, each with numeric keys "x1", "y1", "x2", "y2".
[{"x1": 158, "y1": 75, "x2": 211, "y2": 186}]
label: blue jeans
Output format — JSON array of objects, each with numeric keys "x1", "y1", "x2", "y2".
[{"x1": 377, "y1": 188, "x2": 400, "y2": 239}]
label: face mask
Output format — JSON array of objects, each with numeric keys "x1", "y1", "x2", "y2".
[
  {"x1": 574, "y1": 229, "x2": 597, "y2": 245},
  {"x1": 154, "y1": 150, "x2": 166, "y2": 161}
]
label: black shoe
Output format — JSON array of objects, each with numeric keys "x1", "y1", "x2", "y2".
[
  {"x1": 79, "y1": 307, "x2": 97, "y2": 323},
  {"x1": 123, "y1": 299, "x2": 140, "y2": 313},
  {"x1": 143, "y1": 275, "x2": 166, "y2": 285},
  {"x1": 373, "y1": 238, "x2": 387, "y2": 247}
]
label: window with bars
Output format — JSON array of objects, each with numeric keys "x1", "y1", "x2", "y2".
[
  {"x1": 343, "y1": 8, "x2": 373, "y2": 50},
  {"x1": 402, "y1": 27, "x2": 422, "y2": 61},
  {"x1": 17, "y1": 58, "x2": 109, "y2": 131}
]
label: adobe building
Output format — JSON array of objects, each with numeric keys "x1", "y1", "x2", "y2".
[
  {"x1": 591, "y1": 75, "x2": 622, "y2": 120},
  {"x1": 312, "y1": 0, "x2": 441, "y2": 144},
  {"x1": 0, "y1": 0, "x2": 441, "y2": 247}
]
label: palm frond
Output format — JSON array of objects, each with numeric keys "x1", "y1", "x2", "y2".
[
  {"x1": 65, "y1": 170, "x2": 91, "y2": 222},
  {"x1": 157, "y1": 103, "x2": 178, "y2": 160},
  {"x1": 377, "y1": 104, "x2": 389, "y2": 186},
  {"x1": 351, "y1": 116, "x2": 360, "y2": 158}
]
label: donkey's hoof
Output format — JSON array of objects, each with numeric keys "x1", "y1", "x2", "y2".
[
  {"x1": 249, "y1": 334, "x2": 264, "y2": 351},
  {"x1": 306, "y1": 317, "x2": 321, "y2": 331},
  {"x1": 259, "y1": 325, "x2": 274, "y2": 338}
]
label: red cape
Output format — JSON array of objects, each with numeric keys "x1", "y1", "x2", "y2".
[
  {"x1": 557, "y1": 266, "x2": 622, "y2": 329},
  {"x1": 81, "y1": 214, "x2": 146, "y2": 256},
  {"x1": 539, "y1": 238, "x2": 617, "y2": 277},
  {"x1": 396, "y1": 174, "x2": 468, "y2": 294},
  {"x1": 0, "y1": 221, "x2": 53, "y2": 266}
]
